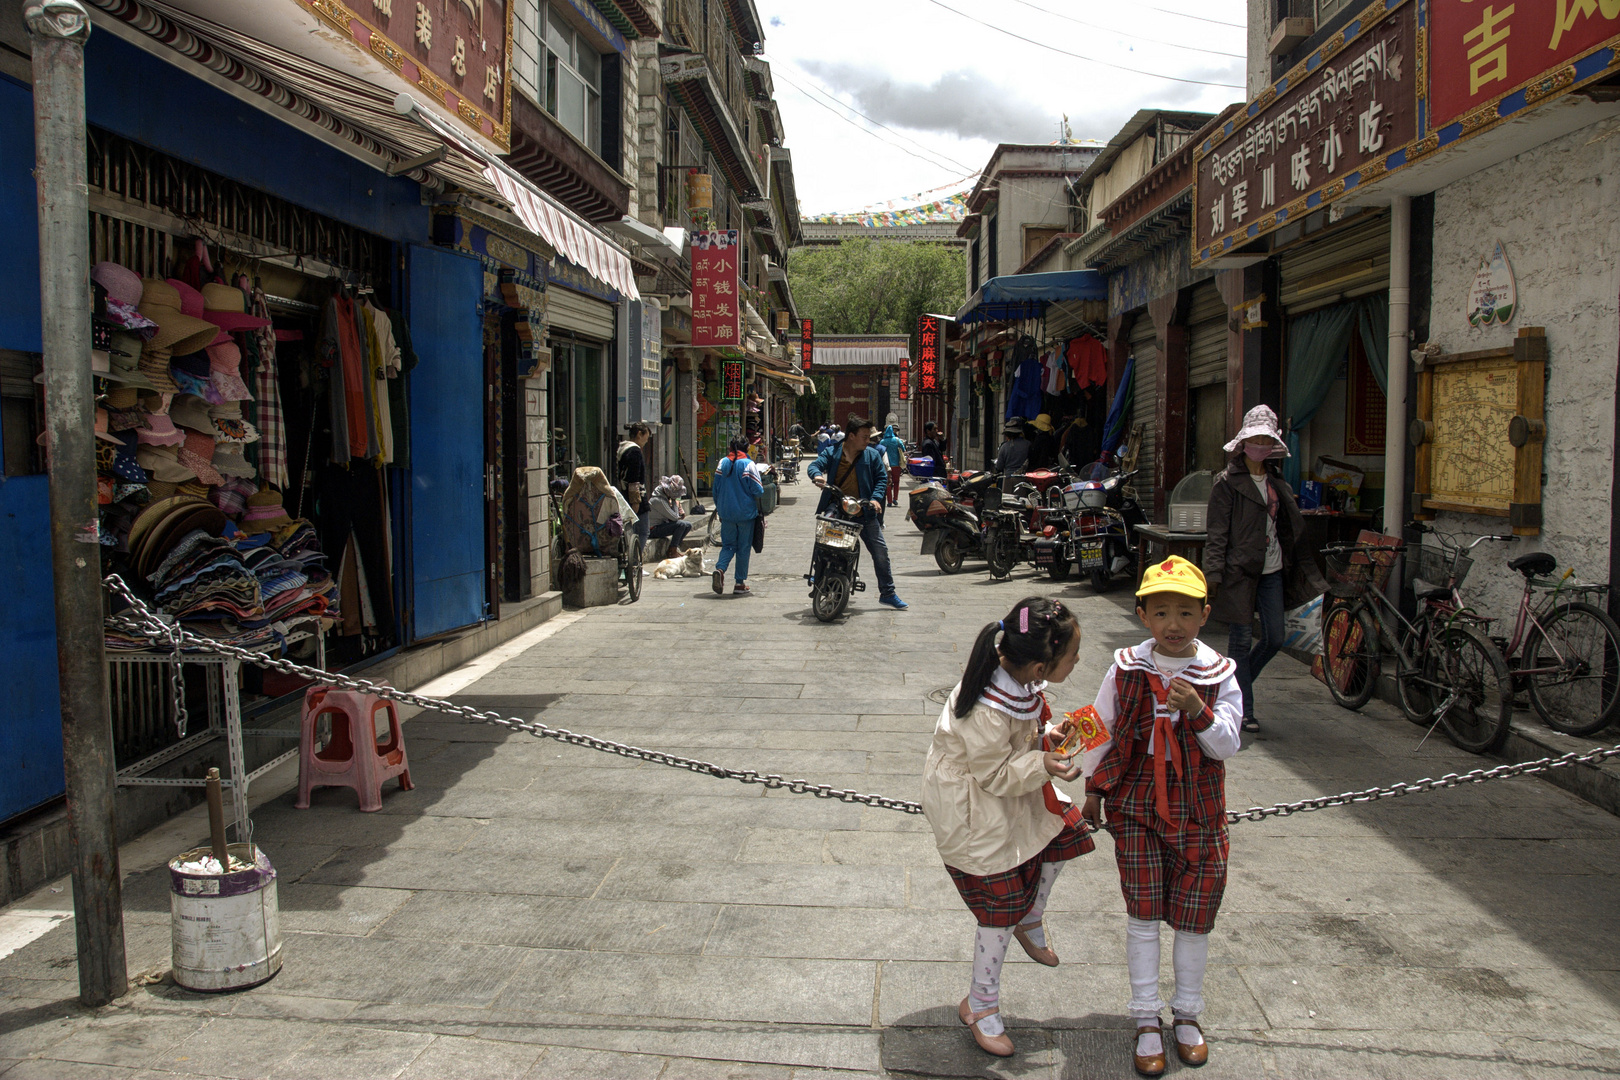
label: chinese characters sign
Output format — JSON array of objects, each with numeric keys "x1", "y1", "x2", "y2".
[
  {"x1": 1430, "y1": 0, "x2": 1620, "y2": 129},
  {"x1": 1192, "y1": 0, "x2": 1417, "y2": 266},
  {"x1": 916, "y1": 315, "x2": 942, "y2": 395},
  {"x1": 722, "y1": 360, "x2": 744, "y2": 401},
  {"x1": 801, "y1": 317, "x2": 814, "y2": 371},
  {"x1": 899, "y1": 363, "x2": 910, "y2": 401},
  {"x1": 691, "y1": 230, "x2": 741, "y2": 348},
  {"x1": 301, "y1": 0, "x2": 511, "y2": 149}
]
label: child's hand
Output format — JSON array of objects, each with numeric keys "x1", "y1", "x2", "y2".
[
  {"x1": 1043, "y1": 751, "x2": 1081, "y2": 781},
  {"x1": 1081, "y1": 795, "x2": 1103, "y2": 829},
  {"x1": 1166, "y1": 678, "x2": 1204, "y2": 717}
]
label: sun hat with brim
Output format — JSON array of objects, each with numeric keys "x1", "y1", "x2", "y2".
[
  {"x1": 138, "y1": 279, "x2": 218, "y2": 355},
  {"x1": 137, "y1": 343, "x2": 179, "y2": 393},
  {"x1": 1221, "y1": 403, "x2": 1289, "y2": 456},
  {"x1": 127, "y1": 494, "x2": 202, "y2": 556},
  {"x1": 138, "y1": 503, "x2": 227, "y2": 579},
  {"x1": 179, "y1": 430, "x2": 224, "y2": 487},
  {"x1": 136, "y1": 443, "x2": 197, "y2": 485},
  {"x1": 1002, "y1": 417, "x2": 1027, "y2": 434},
  {"x1": 199, "y1": 283, "x2": 269, "y2": 334},
  {"x1": 106, "y1": 334, "x2": 156, "y2": 390},
  {"x1": 169, "y1": 394, "x2": 213, "y2": 434},
  {"x1": 105, "y1": 384, "x2": 139, "y2": 410},
  {"x1": 1032, "y1": 413, "x2": 1054, "y2": 433},
  {"x1": 206, "y1": 342, "x2": 253, "y2": 402},
  {"x1": 240, "y1": 488, "x2": 292, "y2": 535},
  {"x1": 145, "y1": 480, "x2": 178, "y2": 500},
  {"x1": 211, "y1": 445, "x2": 256, "y2": 479},
  {"x1": 209, "y1": 401, "x2": 259, "y2": 444},
  {"x1": 94, "y1": 408, "x2": 122, "y2": 444},
  {"x1": 112, "y1": 433, "x2": 148, "y2": 483},
  {"x1": 93, "y1": 262, "x2": 143, "y2": 306},
  {"x1": 136, "y1": 392, "x2": 187, "y2": 446}
]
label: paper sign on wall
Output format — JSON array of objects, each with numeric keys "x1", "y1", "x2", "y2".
[{"x1": 1467, "y1": 240, "x2": 1516, "y2": 327}]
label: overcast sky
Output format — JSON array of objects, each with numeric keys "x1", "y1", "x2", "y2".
[{"x1": 758, "y1": 0, "x2": 1251, "y2": 214}]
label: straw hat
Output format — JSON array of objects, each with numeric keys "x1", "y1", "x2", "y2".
[
  {"x1": 199, "y1": 283, "x2": 269, "y2": 334},
  {"x1": 239, "y1": 487, "x2": 292, "y2": 535},
  {"x1": 135, "y1": 443, "x2": 196, "y2": 484},
  {"x1": 137, "y1": 343, "x2": 179, "y2": 393},
  {"x1": 137, "y1": 279, "x2": 218, "y2": 355},
  {"x1": 92, "y1": 262, "x2": 143, "y2": 306},
  {"x1": 1031, "y1": 413, "x2": 1054, "y2": 433}
]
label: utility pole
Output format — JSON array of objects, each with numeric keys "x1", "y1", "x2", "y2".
[{"x1": 27, "y1": 0, "x2": 128, "y2": 1007}]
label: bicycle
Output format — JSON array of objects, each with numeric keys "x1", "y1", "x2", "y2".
[
  {"x1": 1320, "y1": 533, "x2": 1515, "y2": 754},
  {"x1": 1415, "y1": 529, "x2": 1620, "y2": 737}
]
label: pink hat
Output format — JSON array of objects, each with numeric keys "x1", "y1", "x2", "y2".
[
  {"x1": 178, "y1": 430, "x2": 224, "y2": 487},
  {"x1": 92, "y1": 262, "x2": 143, "y2": 306},
  {"x1": 199, "y1": 283, "x2": 270, "y2": 334},
  {"x1": 206, "y1": 341, "x2": 253, "y2": 402},
  {"x1": 94, "y1": 407, "x2": 122, "y2": 444},
  {"x1": 136, "y1": 392, "x2": 186, "y2": 446}
]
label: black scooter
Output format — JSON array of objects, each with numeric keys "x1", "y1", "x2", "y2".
[
  {"x1": 806, "y1": 494, "x2": 867, "y2": 621},
  {"x1": 907, "y1": 471, "x2": 999, "y2": 574}
]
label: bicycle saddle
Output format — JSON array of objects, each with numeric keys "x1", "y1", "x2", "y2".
[
  {"x1": 1413, "y1": 580, "x2": 1452, "y2": 601},
  {"x1": 1509, "y1": 552, "x2": 1557, "y2": 578}
]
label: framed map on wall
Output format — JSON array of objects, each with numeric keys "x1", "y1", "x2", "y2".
[{"x1": 1409, "y1": 328, "x2": 1547, "y2": 535}]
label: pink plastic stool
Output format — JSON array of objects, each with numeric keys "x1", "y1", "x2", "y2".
[{"x1": 295, "y1": 686, "x2": 413, "y2": 812}]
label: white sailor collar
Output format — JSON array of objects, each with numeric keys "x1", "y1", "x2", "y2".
[
  {"x1": 1113, "y1": 639, "x2": 1236, "y2": 685},
  {"x1": 978, "y1": 667, "x2": 1049, "y2": 721}
]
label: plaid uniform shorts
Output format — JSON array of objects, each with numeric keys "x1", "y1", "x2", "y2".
[
  {"x1": 1111, "y1": 813, "x2": 1229, "y2": 934},
  {"x1": 946, "y1": 823, "x2": 1095, "y2": 927}
]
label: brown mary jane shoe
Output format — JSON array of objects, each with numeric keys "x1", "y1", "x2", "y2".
[
  {"x1": 1133, "y1": 1021, "x2": 1167, "y2": 1077},
  {"x1": 957, "y1": 997, "x2": 1014, "y2": 1057},
  {"x1": 1174, "y1": 1016, "x2": 1208, "y2": 1067},
  {"x1": 1012, "y1": 921, "x2": 1059, "y2": 966}
]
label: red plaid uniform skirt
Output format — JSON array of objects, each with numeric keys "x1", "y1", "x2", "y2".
[
  {"x1": 945, "y1": 823, "x2": 1094, "y2": 927},
  {"x1": 1111, "y1": 812, "x2": 1229, "y2": 934}
]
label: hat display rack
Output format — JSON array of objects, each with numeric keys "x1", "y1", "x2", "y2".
[{"x1": 87, "y1": 234, "x2": 344, "y2": 655}]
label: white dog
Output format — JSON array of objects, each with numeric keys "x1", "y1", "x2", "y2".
[{"x1": 651, "y1": 547, "x2": 704, "y2": 579}]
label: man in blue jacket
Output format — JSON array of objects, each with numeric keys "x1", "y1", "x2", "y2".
[{"x1": 808, "y1": 415, "x2": 908, "y2": 610}]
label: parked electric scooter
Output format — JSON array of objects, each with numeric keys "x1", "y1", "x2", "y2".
[
  {"x1": 1067, "y1": 468, "x2": 1146, "y2": 592},
  {"x1": 907, "y1": 471, "x2": 999, "y2": 573},
  {"x1": 806, "y1": 494, "x2": 867, "y2": 621}
]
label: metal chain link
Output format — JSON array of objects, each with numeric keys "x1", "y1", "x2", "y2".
[{"x1": 103, "y1": 574, "x2": 1620, "y2": 823}]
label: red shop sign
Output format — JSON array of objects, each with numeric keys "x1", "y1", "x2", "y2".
[
  {"x1": 801, "y1": 317, "x2": 814, "y2": 371},
  {"x1": 917, "y1": 314, "x2": 942, "y2": 395},
  {"x1": 691, "y1": 230, "x2": 740, "y2": 348}
]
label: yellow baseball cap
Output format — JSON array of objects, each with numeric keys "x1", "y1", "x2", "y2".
[{"x1": 1136, "y1": 555, "x2": 1208, "y2": 600}]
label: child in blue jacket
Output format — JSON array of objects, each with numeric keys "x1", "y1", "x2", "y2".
[{"x1": 712, "y1": 435, "x2": 764, "y2": 596}]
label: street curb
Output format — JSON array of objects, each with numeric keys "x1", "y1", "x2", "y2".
[{"x1": 1284, "y1": 645, "x2": 1620, "y2": 819}]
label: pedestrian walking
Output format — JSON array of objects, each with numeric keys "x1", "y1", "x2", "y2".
[
  {"x1": 1079, "y1": 556, "x2": 1242, "y2": 1077},
  {"x1": 993, "y1": 418, "x2": 1031, "y2": 493},
  {"x1": 646, "y1": 475, "x2": 692, "y2": 555},
  {"x1": 921, "y1": 596, "x2": 1091, "y2": 1058},
  {"x1": 878, "y1": 423, "x2": 905, "y2": 505},
  {"x1": 808, "y1": 414, "x2": 907, "y2": 609},
  {"x1": 1201, "y1": 405, "x2": 1326, "y2": 732},
  {"x1": 711, "y1": 436, "x2": 764, "y2": 596}
]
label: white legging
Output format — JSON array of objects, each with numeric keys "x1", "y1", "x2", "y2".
[
  {"x1": 1126, "y1": 916, "x2": 1209, "y2": 1019},
  {"x1": 967, "y1": 861, "x2": 1067, "y2": 1018}
]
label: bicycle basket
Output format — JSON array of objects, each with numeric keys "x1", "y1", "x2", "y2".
[
  {"x1": 1415, "y1": 545, "x2": 1471, "y2": 589},
  {"x1": 1324, "y1": 546, "x2": 1399, "y2": 599}
]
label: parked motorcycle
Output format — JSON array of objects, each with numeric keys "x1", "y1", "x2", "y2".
[
  {"x1": 1063, "y1": 469, "x2": 1146, "y2": 592},
  {"x1": 984, "y1": 478, "x2": 1066, "y2": 581},
  {"x1": 907, "y1": 471, "x2": 999, "y2": 574},
  {"x1": 806, "y1": 494, "x2": 867, "y2": 622},
  {"x1": 773, "y1": 437, "x2": 801, "y2": 484}
]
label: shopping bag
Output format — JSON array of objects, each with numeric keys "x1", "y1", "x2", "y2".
[{"x1": 1283, "y1": 594, "x2": 1324, "y2": 655}]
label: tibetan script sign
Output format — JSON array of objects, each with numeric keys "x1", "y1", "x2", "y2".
[
  {"x1": 691, "y1": 231, "x2": 741, "y2": 348},
  {"x1": 917, "y1": 315, "x2": 942, "y2": 395},
  {"x1": 722, "y1": 360, "x2": 744, "y2": 401},
  {"x1": 1431, "y1": 0, "x2": 1620, "y2": 130},
  {"x1": 1193, "y1": 0, "x2": 1417, "y2": 266},
  {"x1": 801, "y1": 317, "x2": 814, "y2": 371}
]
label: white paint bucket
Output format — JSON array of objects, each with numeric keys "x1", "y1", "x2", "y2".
[{"x1": 169, "y1": 843, "x2": 282, "y2": 992}]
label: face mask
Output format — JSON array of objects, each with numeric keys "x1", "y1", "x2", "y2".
[{"x1": 1244, "y1": 443, "x2": 1273, "y2": 461}]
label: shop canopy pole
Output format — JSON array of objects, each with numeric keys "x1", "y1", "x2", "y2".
[
  {"x1": 1384, "y1": 195, "x2": 1412, "y2": 537},
  {"x1": 27, "y1": 0, "x2": 128, "y2": 1007}
]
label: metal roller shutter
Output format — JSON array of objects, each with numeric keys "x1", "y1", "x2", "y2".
[
  {"x1": 1277, "y1": 210, "x2": 1391, "y2": 313},
  {"x1": 1186, "y1": 281, "x2": 1227, "y2": 389},
  {"x1": 547, "y1": 286, "x2": 616, "y2": 340},
  {"x1": 1128, "y1": 314, "x2": 1157, "y2": 490}
]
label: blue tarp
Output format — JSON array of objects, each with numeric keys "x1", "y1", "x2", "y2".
[{"x1": 955, "y1": 270, "x2": 1107, "y2": 325}]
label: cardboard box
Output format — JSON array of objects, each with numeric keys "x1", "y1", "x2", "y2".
[{"x1": 1314, "y1": 457, "x2": 1365, "y2": 496}]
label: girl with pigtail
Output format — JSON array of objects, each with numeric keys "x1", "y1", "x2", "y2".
[{"x1": 920, "y1": 596, "x2": 1093, "y2": 1058}]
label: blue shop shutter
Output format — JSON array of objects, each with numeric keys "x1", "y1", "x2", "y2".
[{"x1": 406, "y1": 244, "x2": 487, "y2": 640}]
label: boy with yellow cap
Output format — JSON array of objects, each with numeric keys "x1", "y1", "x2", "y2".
[{"x1": 1078, "y1": 556, "x2": 1242, "y2": 1076}]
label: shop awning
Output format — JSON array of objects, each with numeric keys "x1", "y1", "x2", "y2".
[
  {"x1": 955, "y1": 270, "x2": 1107, "y2": 325},
  {"x1": 808, "y1": 336, "x2": 911, "y2": 368}
]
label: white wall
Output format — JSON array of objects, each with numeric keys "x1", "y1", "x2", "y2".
[{"x1": 1424, "y1": 115, "x2": 1620, "y2": 617}]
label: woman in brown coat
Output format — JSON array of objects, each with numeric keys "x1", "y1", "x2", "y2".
[{"x1": 1202, "y1": 406, "x2": 1327, "y2": 731}]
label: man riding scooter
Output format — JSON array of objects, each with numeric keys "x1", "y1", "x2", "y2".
[{"x1": 809, "y1": 415, "x2": 908, "y2": 610}]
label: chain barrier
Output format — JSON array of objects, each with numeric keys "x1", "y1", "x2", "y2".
[{"x1": 104, "y1": 574, "x2": 1620, "y2": 825}]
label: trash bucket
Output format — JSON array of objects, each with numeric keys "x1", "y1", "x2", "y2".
[
  {"x1": 759, "y1": 479, "x2": 780, "y2": 516},
  {"x1": 170, "y1": 843, "x2": 282, "y2": 992}
]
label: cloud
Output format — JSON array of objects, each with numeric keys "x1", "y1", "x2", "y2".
[
  {"x1": 799, "y1": 63, "x2": 1057, "y2": 143},
  {"x1": 770, "y1": 15, "x2": 783, "y2": 26}
]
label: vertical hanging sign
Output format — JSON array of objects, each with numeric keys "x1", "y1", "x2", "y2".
[
  {"x1": 899, "y1": 362, "x2": 910, "y2": 401},
  {"x1": 800, "y1": 317, "x2": 814, "y2": 371},
  {"x1": 722, "y1": 360, "x2": 744, "y2": 400},
  {"x1": 917, "y1": 314, "x2": 942, "y2": 395},
  {"x1": 691, "y1": 230, "x2": 740, "y2": 348}
]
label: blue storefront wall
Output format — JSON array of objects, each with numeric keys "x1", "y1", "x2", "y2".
[{"x1": 0, "y1": 33, "x2": 494, "y2": 821}]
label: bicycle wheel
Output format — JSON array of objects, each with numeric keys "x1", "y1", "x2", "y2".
[
  {"x1": 706, "y1": 513, "x2": 724, "y2": 548},
  {"x1": 623, "y1": 535, "x2": 643, "y2": 603},
  {"x1": 1322, "y1": 603, "x2": 1379, "y2": 710},
  {"x1": 1525, "y1": 601, "x2": 1620, "y2": 736},
  {"x1": 1436, "y1": 624, "x2": 1514, "y2": 754},
  {"x1": 1396, "y1": 613, "x2": 1437, "y2": 725}
]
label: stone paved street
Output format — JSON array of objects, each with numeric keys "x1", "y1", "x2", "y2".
[{"x1": 4, "y1": 486, "x2": 1620, "y2": 1079}]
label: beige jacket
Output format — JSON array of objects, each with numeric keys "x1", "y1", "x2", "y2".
[{"x1": 921, "y1": 683, "x2": 1064, "y2": 877}]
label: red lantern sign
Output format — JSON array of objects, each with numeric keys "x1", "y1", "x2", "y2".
[
  {"x1": 917, "y1": 314, "x2": 942, "y2": 395},
  {"x1": 692, "y1": 230, "x2": 740, "y2": 348},
  {"x1": 801, "y1": 317, "x2": 814, "y2": 371}
]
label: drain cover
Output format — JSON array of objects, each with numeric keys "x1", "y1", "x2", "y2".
[{"x1": 927, "y1": 686, "x2": 954, "y2": 704}]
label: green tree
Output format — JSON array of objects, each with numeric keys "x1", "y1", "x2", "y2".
[{"x1": 786, "y1": 239, "x2": 965, "y2": 424}]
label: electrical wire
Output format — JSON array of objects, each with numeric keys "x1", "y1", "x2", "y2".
[
  {"x1": 774, "y1": 76, "x2": 975, "y2": 177},
  {"x1": 919, "y1": 0, "x2": 1245, "y2": 88},
  {"x1": 1140, "y1": 3, "x2": 1247, "y2": 29},
  {"x1": 770, "y1": 63, "x2": 981, "y2": 174},
  {"x1": 1003, "y1": 0, "x2": 1246, "y2": 58}
]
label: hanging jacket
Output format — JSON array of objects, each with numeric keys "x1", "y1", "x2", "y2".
[{"x1": 1005, "y1": 336, "x2": 1044, "y2": 420}]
